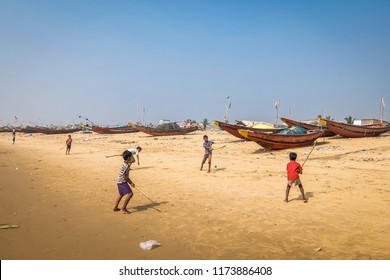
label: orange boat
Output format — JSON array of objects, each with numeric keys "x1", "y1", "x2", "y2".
[{"x1": 238, "y1": 129, "x2": 324, "y2": 150}]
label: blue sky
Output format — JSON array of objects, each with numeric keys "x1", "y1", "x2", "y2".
[{"x1": 1, "y1": 0, "x2": 389, "y2": 126}]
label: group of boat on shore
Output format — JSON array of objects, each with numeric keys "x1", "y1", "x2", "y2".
[
  {"x1": 213, "y1": 118, "x2": 390, "y2": 150},
  {"x1": 1, "y1": 117, "x2": 389, "y2": 150}
]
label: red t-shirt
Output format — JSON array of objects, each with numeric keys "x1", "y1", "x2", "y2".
[{"x1": 286, "y1": 161, "x2": 302, "y2": 180}]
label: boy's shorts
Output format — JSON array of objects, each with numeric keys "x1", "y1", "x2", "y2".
[
  {"x1": 288, "y1": 179, "x2": 302, "y2": 187},
  {"x1": 117, "y1": 182, "x2": 133, "y2": 196}
]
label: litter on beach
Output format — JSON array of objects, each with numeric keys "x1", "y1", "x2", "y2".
[
  {"x1": 0, "y1": 224, "x2": 19, "y2": 229},
  {"x1": 139, "y1": 240, "x2": 161, "y2": 251}
]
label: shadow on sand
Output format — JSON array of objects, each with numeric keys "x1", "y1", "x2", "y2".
[
  {"x1": 131, "y1": 201, "x2": 168, "y2": 213},
  {"x1": 250, "y1": 141, "x2": 331, "y2": 155},
  {"x1": 287, "y1": 191, "x2": 314, "y2": 203}
]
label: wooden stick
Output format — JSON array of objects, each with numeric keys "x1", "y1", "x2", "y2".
[
  {"x1": 302, "y1": 141, "x2": 317, "y2": 167},
  {"x1": 132, "y1": 185, "x2": 155, "y2": 204},
  {"x1": 213, "y1": 145, "x2": 226, "y2": 150}
]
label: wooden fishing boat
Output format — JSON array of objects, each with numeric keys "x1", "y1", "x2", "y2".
[
  {"x1": 19, "y1": 126, "x2": 40, "y2": 133},
  {"x1": 134, "y1": 124, "x2": 198, "y2": 136},
  {"x1": 320, "y1": 119, "x2": 390, "y2": 138},
  {"x1": 26, "y1": 126, "x2": 82, "y2": 134},
  {"x1": 92, "y1": 126, "x2": 138, "y2": 134},
  {"x1": 0, "y1": 127, "x2": 15, "y2": 133},
  {"x1": 238, "y1": 129, "x2": 324, "y2": 150},
  {"x1": 213, "y1": 120, "x2": 284, "y2": 140},
  {"x1": 281, "y1": 117, "x2": 336, "y2": 137}
]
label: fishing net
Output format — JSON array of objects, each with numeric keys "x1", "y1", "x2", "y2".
[
  {"x1": 156, "y1": 122, "x2": 180, "y2": 130},
  {"x1": 279, "y1": 126, "x2": 307, "y2": 135}
]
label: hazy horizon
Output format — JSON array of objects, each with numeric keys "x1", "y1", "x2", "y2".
[{"x1": 1, "y1": 0, "x2": 389, "y2": 126}]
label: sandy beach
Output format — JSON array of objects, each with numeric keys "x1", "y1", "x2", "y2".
[{"x1": 0, "y1": 129, "x2": 389, "y2": 260}]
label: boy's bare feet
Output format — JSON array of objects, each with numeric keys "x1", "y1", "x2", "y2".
[
  {"x1": 284, "y1": 199, "x2": 288, "y2": 203},
  {"x1": 122, "y1": 209, "x2": 131, "y2": 214},
  {"x1": 304, "y1": 200, "x2": 308, "y2": 203},
  {"x1": 113, "y1": 207, "x2": 120, "y2": 211}
]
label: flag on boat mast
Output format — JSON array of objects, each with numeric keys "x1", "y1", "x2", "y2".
[
  {"x1": 275, "y1": 99, "x2": 280, "y2": 125},
  {"x1": 275, "y1": 99, "x2": 280, "y2": 109},
  {"x1": 224, "y1": 96, "x2": 231, "y2": 123},
  {"x1": 380, "y1": 96, "x2": 385, "y2": 123}
]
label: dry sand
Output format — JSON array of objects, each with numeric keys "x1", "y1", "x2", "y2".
[{"x1": 0, "y1": 129, "x2": 389, "y2": 260}]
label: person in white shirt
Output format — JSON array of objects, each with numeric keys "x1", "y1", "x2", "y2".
[{"x1": 127, "y1": 146, "x2": 142, "y2": 168}]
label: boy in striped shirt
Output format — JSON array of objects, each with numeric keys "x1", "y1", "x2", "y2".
[{"x1": 113, "y1": 150, "x2": 136, "y2": 214}]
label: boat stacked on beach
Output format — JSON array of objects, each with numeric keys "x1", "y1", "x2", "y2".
[
  {"x1": 281, "y1": 117, "x2": 336, "y2": 137},
  {"x1": 238, "y1": 127, "x2": 324, "y2": 150},
  {"x1": 319, "y1": 119, "x2": 390, "y2": 138},
  {"x1": 214, "y1": 116, "x2": 390, "y2": 150},
  {"x1": 134, "y1": 122, "x2": 198, "y2": 136},
  {"x1": 214, "y1": 119, "x2": 324, "y2": 150},
  {"x1": 213, "y1": 120, "x2": 284, "y2": 140},
  {"x1": 21, "y1": 126, "x2": 82, "y2": 134},
  {"x1": 91, "y1": 125, "x2": 138, "y2": 134}
]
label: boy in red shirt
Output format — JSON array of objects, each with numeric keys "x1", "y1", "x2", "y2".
[
  {"x1": 285, "y1": 152, "x2": 307, "y2": 203},
  {"x1": 65, "y1": 135, "x2": 72, "y2": 155}
]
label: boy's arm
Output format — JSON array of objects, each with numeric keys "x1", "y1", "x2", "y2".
[
  {"x1": 137, "y1": 154, "x2": 140, "y2": 165},
  {"x1": 125, "y1": 175, "x2": 135, "y2": 186}
]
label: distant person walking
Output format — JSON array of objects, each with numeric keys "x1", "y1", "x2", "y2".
[
  {"x1": 127, "y1": 146, "x2": 142, "y2": 168},
  {"x1": 65, "y1": 135, "x2": 72, "y2": 155},
  {"x1": 200, "y1": 135, "x2": 213, "y2": 173},
  {"x1": 12, "y1": 129, "x2": 16, "y2": 144},
  {"x1": 284, "y1": 152, "x2": 308, "y2": 203},
  {"x1": 113, "y1": 150, "x2": 135, "y2": 214}
]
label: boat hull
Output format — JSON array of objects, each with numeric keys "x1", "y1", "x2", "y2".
[
  {"x1": 213, "y1": 120, "x2": 283, "y2": 140},
  {"x1": 21, "y1": 126, "x2": 81, "y2": 134},
  {"x1": 321, "y1": 119, "x2": 390, "y2": 138},
  {"x1": 92, "y1": 126, "x2": 138, "y2": 134},
  {"x1": 238, "y1": 129, "x2": 324, "y2": 150},
  {"x1": 281, "y1": 117, "x2": 336, "y2": 137},
  {"x1": 135, "y1": 125, "x2": 198, "y2": 136}
]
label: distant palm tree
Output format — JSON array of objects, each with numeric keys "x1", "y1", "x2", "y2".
[
  {"x1": 202, "y1": 118, "x2": 210, "y2": 131},
  {"x1": 344, "y1": 115, "x2": 355, "y2": 124},
  {"x1": 317, "y1": 115, "x2": 332, "y2": 120}
]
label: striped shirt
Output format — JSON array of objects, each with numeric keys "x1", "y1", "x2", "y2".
[
  {"x1": 116, "y1": 162, "x2": 130, "y2": 183},
  {"x1": 203, "y1": 141, "x2": 213, "y2": 155}
]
